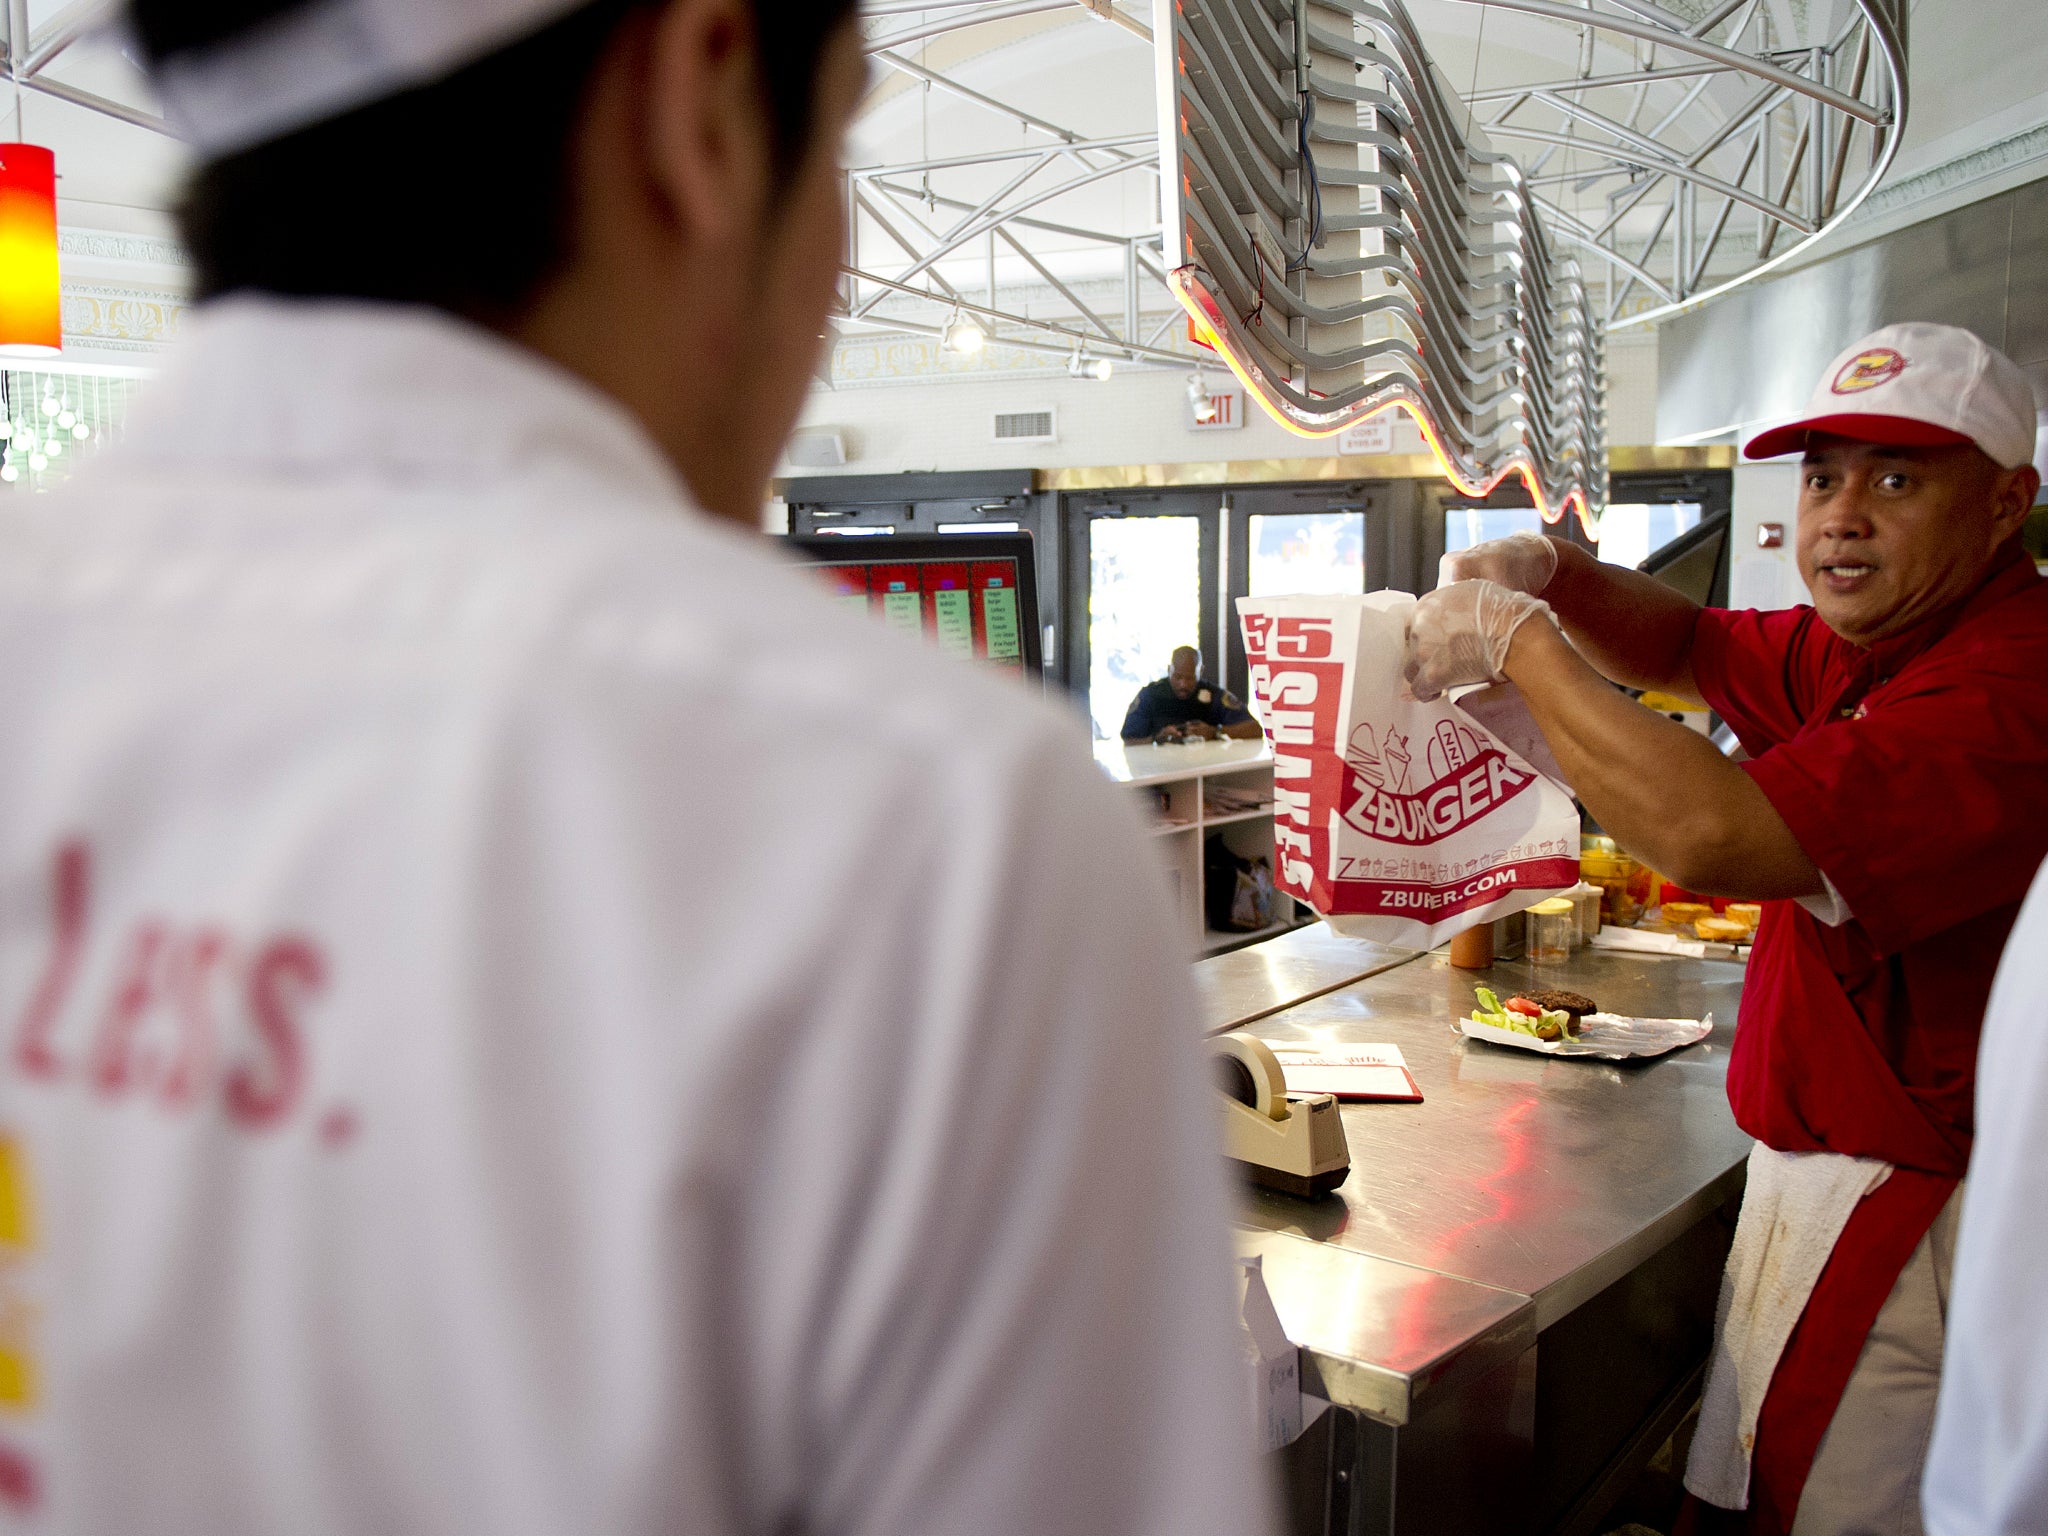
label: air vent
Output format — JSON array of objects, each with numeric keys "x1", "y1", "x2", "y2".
[{"x1": 992, "y1": 409, "x2": 1056, "y2": 444}]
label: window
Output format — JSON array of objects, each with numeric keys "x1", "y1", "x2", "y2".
[
  {"x1": 1444, "y1": 506, "x2": 1543, "y2": 553},
  {"x1": 1248, "y1": 511, "x2": 1366, "y2": 595},
  {"x1": 1597, "y1": 503, "x2": 1703, "y2": 569},
  {"x1": 1089, "y1": 516, "x2": 1201, "y2": 740}
]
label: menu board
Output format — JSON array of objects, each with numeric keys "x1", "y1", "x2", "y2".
[
  {"x1": 809, "y1": 551, "x2": 1030, "y2": 674},
  {"x1": 868, "y1": 564, "x2": 925, "y2": 638},
  {"x1": 974, "y1": 561, "x2": 1022, "y2": 665}
]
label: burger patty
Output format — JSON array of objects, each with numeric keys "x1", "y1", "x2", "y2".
[{"x1": 1524, "y1": 987, "x2": 1598, "y2": 1019}]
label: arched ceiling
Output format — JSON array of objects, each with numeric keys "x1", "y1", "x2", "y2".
[{"x1": 840, "y1": 0, "x2": 1906, "y2": 380}]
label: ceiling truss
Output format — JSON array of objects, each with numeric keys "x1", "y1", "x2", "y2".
[
  {"x1": 1, "y1": 0, "x2": 170, "y2": 135},
  {"x1": 842, "y1": 0, "x2": 1907, "y2": 375},
  {"x1": 0, "y1": 0, "x2": 1905, "y2": 375},
  {"x1": 844, "y1": 2, "x2": 1184, "y2": 374},
  {"x1": 1443, "y1": 0, "x2": 1908, "y2": 326}
]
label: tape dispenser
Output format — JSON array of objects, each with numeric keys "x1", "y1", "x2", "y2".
[{"x1": 1212, "y1": 1033, "x2": 1350, "y2": 1198}]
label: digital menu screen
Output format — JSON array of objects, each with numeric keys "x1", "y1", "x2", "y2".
[{"x1": 814, "y1": 555, "x2": 1027, "y2": 672}]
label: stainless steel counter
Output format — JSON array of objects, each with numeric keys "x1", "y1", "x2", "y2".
[
  {"x1": 1238, "y1": 1230, "x2": 1532, "y2": 1426},
  {"x1": 1197, "y1": 924, "x2": 1421, "y2": 1035},
  {"x1": 1245, "y1": 946, "x2": 1750, "y2": 1328},
  {"x1": 1203, "y1": 933, "x2": 1754, "y2": 1536}
]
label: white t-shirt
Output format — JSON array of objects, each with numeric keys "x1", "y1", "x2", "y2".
[
  {"x1": 1923, "y1": 858, "x2": 2048, "y2": 1536},
  {"x1": 0, "y1": 299, "x2": 1270, "y2": 1536}
]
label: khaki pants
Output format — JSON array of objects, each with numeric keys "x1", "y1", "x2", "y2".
[{"x1": 1789, "y1": 1185, "x2": 1964, "y2": 1536}]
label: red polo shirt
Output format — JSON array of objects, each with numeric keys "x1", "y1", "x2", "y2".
[{"x1": 1689, "y1": 548, "x2": 2048, "y2": 1532}]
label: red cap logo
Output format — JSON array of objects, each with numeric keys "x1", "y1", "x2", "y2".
[{"x1": 1831, "y1": 348, "x2": 1907, "y2": 395}]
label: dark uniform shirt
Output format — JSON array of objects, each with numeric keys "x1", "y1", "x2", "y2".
[{"x1": 1120, "y1": 677, "x2": 1252, "y2": 741}]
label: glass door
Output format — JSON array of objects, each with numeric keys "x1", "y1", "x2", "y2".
[
  {"x1": 1246, "y1": 510, "x2": 1368, "y2": 597},
  {"x1": 1220, "y1": 484, "x2": 1389, "y2": 700},
  {"x1": 1593, "y1": 502, "x2": 1705, "y2": 569},
  {"x1": 1424, "y1": 473, "x2": 1729, "y2": 583},
  {"x1": 1062, "y1": 492, "x2": 1221, "y2": 740}
]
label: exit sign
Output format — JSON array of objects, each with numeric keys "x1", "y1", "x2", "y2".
[{"x1": 1190, "y1": 388, "x2": 1245, "y2": 431}]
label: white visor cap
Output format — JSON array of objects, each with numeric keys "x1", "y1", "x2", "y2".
[
  {"x1": 1744, "y1": 321, "x2": 2041, "y2": 471},
  {"x1": 151, "y1": 0, "x2": 595, "y2": 159}
]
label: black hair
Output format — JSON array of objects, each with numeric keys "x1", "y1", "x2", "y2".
[{"x1": 129, "y1": 0, "x2": 859, "y2": 318}]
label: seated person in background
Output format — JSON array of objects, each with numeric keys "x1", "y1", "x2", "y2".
[{"x1": 1122, "y1": 646, "x2": 1263, "y2": 743}]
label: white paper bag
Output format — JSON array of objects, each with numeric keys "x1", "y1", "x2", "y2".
[
  {"x1": 1240, "y1": 592, "x2": 1579, "y2": 949},
  {"x1": 1236, "y1": 1255, "x2": 1303, "y2": 1452}
]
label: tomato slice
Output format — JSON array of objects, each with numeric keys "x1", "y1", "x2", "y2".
[{"x1": 1504, "y1": 997, "x2": 1542, "y2": 1017}]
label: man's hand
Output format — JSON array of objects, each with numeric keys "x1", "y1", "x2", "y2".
[
  {"x1": 1406, "y1": 581, "x2": 1555, "y2": 701},
  {"x1": 1151, "y1": 724, "x2": 1188, "y2": 745},
  {"x1": 1438, "y1": 531, "x2": 1560, "y2": 595},
  {"x1": 1184, "y1": 720, "x2": 1219, "y2": 742}
]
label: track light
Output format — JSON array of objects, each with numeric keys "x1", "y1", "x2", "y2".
[
  {"x1": 1069, "y1": 348, "x2": 1114, "y2": 382},
  {"x1": 941, "y1": 310, "x2": 986, "y2": 356},
  {"x1": 1188, "y1": 372, "x2": 1219, "y2": 423}
]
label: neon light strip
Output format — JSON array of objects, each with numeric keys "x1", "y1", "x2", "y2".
[{"x1": 1171, "y1": 268, "x2": 1598, "y2": 539}]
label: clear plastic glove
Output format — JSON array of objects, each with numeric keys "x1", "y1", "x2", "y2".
[
  {"x1": 1405, "y1": 580, "x2": 1554, "y2": 702},
  {"x1": 1437, "y1": 530, "x2": 1560, "y2": 595}
]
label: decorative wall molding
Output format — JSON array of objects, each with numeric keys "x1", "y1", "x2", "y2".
[
  {"x1": 1851, "y1": 123, "x2": 2048, "y2": 226},
  {"x1": 60, "y1": 283, "x2": 188, "y2": 354},
  {"x1": 58, "y1": 229, "x2": 190, "y2": 270}
]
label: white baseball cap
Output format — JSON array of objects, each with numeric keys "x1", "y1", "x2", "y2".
[
  {"x1": 147, "y1": 0, "x2": 592, "y2": 158},
  {"x1": 1744, "y1": 322, "x2": 2041, "y2": 471}
]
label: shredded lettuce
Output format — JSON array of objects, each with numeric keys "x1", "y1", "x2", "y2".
[{"x1": 1468, "y1": 987, "x2": 1579, "y2": 1041}]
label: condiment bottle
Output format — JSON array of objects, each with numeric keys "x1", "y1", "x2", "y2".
[{"x1": 1528, "y1": 898, "x2": 1576, "y2": 964}]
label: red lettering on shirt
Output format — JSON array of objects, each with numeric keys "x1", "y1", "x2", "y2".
[
  {"x1": 5, "y1": 838, "x2": 338, "y2": 1142},
  {"x1": 224, "y1": 939, "x2": 323, "y2": 1131},
  {"x1": 88, "y1": 922, "x2": 170, "y2": 1099},
  {"x1": 162, "y1": 930, "x2": 230, "y2": 1110},
  {"x1": 13, "y1": 840, "x2": 90, "y2": 1081},
  {"x1": 318, "y1": 1105, "x2": 360, "y2": 1151},
  {"x1": 0, "y1": 1438, "x2": 38, "y2": 1511}
]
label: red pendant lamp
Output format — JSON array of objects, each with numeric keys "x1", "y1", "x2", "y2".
[{"x1": 0, "y1": 144, "x2": 60, "y2": 356}]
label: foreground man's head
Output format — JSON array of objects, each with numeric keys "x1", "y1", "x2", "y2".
[
  {"x1": 1745, "y1": 322, "x2": 2042, "y2": 646},
  {"x1": 130, "y1": 0, "x2": 865, "y2": 525}
]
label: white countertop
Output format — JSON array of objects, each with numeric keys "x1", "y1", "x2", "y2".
[{"x1": 1092, "y1": 736, "x2": 1274, "y2": 786}]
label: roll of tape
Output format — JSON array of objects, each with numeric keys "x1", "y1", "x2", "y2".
[{"x1": 1213, "y1": 1033, "x2": 1289, "y2": 1121}]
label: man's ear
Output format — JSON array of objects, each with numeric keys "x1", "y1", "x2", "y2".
[
  {"x1": 1991, "y1": 464, "x2": 2042, "y2": 545},
  {"x1": 643, "y1": 0, "x2": 773, "y2": 246}
]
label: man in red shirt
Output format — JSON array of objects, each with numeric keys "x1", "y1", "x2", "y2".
[{"x1": 1409, "y1": 322, "x2": 2048, "y2": 1536}]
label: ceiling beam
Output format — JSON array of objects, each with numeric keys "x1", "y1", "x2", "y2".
[
  {"x1": 863, "y1": 2, "x2": 1077, "y2": 53},
  {"x1": 849, "y1": 134, "x2": 1155, "y2": 179},
  {"x1": 839, "y1": 268, "x2": 1194, "y2": 365},
  {"x1": 1427, "y1": 0, "x2": 1888, "y2": 125},
  {"x1": 852, "y1": 152, "x2": 1154, "y2": 317}
]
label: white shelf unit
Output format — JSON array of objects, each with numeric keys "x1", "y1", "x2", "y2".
[{"x1": 1092, "y1": 739, "x2": 1309, "y2": 956}]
